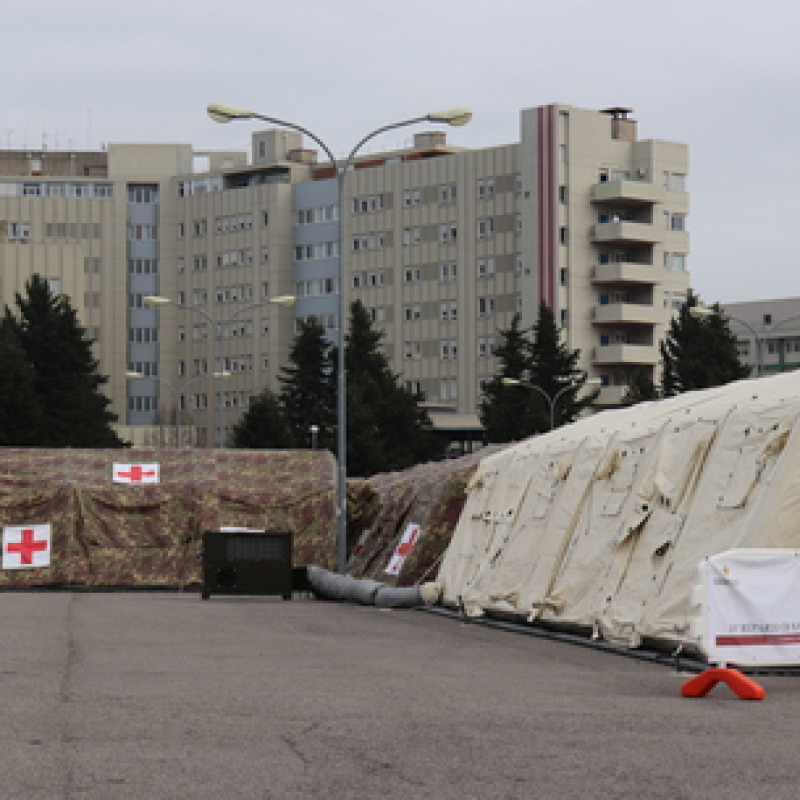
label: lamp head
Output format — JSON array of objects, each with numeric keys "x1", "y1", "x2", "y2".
[
  {"x1": 207, "y1": 103, "x2": 254, "y2": 124},
  {"x1": 269, "y1": 294, "x2": 296, "y2": 308},
  {"x1": 144, "y1": 295, "x2": 172, "y2": 308},
  {"x1": 427, "y1": 107, "x2": 473, "y2": 127}
]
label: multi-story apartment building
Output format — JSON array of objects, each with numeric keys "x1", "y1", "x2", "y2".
[{"x1": 0, "y1": 104, "x2": 690, "y2": 448}]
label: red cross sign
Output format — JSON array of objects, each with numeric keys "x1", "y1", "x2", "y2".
[
  {"x1": 385, "y1": 523, "x2": 421, "y2": 576},
  {"x1": 3, "y1": 524, "x2": 51, "y2": 570},
  {"x1": 112, "y1": 463, "x2": 160, "y2": 484}
]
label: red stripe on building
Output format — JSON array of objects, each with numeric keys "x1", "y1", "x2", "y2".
[{"x1": 536, "y1": 106, "x2": 557, "y2": 310}]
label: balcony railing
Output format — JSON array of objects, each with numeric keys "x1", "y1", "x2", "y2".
[
  {"x1": 592, "y1": 344, "x2": 658, "y2": 365},
  {"x1": 591, "y1": 262, "x2": 660, "y2": 285},
  {"x1": 592, "y1": 303, "x2": 662, "y2": 325},
  {"x1": 590, "y1": 179, "x2": 667, "y2": 205},
  {"x1": 590, "y1": 221, "x2": 661, "y2": 244}
]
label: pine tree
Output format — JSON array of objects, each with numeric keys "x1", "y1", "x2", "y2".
[
  {"x1": 277, "y1": 317, "x2": 336, "y2": 451},
  {"x1": 0, "y1": 314, "x2": 46, "y2": 445},
  {"x1": 230, "y1": 388, "x2": 294, "y2": 449},
  {"x1": 478, "y1": 313, "x2": 540, "y2": 442},
  {"x1": 526, "y1": 302, "x2": 597, "y2": 431},
  {"x1": 342, "y1": 300, "x2": 442, "y2": 476},
  {"x1": 479, "y1": 304, "x2": 597, "y2": 441},
  {"x1": 622, "y1": 367, "x2": 660, "y2": 406},
  {"x1": 9, "y1": 275, "x2": 122, "y2": 447},
  {"x1": 660, "y1": 290, "x2": 750, "y2": 397}
]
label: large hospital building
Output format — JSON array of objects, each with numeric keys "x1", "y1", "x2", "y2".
[{"x1": 0, "y1": 103, "x2": 690, "y2": 448}]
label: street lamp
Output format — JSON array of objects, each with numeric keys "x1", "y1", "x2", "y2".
[
  {"x1": 502, "y1": 377, "x2": 602, "y2": 430},
  {"x1": 126, "y1": 370, "x2": 231, "y2": 446},
  {"x1": 309, "y1": 424, "x2": 319, "y2": 450},
  {"x1": 143, "y1": 295, "x2": 294, "y2": 447},
  {"x1": 207, "y1": 101, "x2": 472, "y2": 573},
  {"x1": 690, "y1": 305, "x2": 763, "y2": 376}
]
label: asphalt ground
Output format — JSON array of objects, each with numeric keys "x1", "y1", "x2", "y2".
[{"x1": 2, "y1": 591, "x2": 798, "y2": 800}]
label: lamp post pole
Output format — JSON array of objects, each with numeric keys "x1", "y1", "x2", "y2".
[
  {"x1": 502, "y1": 377, "x2": 601, "y2": 430},
  {"x1": 126, "y1": 370, "x2": 230, "y2": 446},
  {"x1": 144, "y1": 295, "x2": 294, "y2": 448},
  {"x1": 207, "y1": 102, "x2": 472, "y2": 573},
  {"x1": 690, "y1": 306, "x2": 763, "y2": 376}
]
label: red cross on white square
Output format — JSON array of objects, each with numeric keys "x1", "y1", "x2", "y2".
[
  {"x1": 385, "y1": 523, "x2": 421, "y2": 576},
  {"x1": 3, "y1": 524, "x2": 51, "y2": 570},
  {"x1": 112, "y1": 463, "x2": 160, "y2": 484}
]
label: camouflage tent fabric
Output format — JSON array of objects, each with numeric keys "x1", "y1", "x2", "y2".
[
  {"x1": 346, "y1": 447, "x2": 506, "y2": 587},
  {"x1": 0, "y1": 448, "x2": 336, "y2": 588}
]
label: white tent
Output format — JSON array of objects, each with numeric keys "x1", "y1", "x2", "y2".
[{"x1": 438, "y1": 371, "x2": 800, "y2": 654}]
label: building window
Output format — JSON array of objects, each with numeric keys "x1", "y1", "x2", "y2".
[
  {"x1": 439, "y1": 223, "x2": 457, "y2": 244},
  {"x1": 477, "y1": 218, "x2": 494, "y2": 240},
  {"x1": 439, "y1": 183, "x2": 457, "y2": 204},
  {"x1": 477, "y1": 178, "x2": 495, "y2": 200},
  {"x1": 477, "y1": 258, "x2": 495, "y2": 279}
]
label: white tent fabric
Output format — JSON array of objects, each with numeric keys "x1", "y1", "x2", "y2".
[{"x1": 438, "y1": 371, "x2": 800, "y2": 654}]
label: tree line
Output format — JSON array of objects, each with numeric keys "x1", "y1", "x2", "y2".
[{"x1": 0, "y1": 277, "x2": 750, "y2": 472}]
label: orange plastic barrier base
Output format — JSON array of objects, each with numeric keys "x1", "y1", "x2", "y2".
[{"x1": 681, "y1": 667, "x2": 766, "y2": 700}]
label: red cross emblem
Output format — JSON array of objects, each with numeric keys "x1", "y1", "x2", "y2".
[
  {"x1": 113, "y1": 463, "x2": 160, "y2": 484},
  {"x1": 385, "y1": 524, "x2": 421, "y2": 576},
  {"x1": 3, "y1": 524, "x2": 51, "y2": 569}
]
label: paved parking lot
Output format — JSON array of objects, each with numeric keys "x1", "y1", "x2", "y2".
[{"x1": 1, "y1": 590, "x2": 798, "y2": 799}]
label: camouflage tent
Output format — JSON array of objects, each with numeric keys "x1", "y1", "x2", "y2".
[
  {"x1": 0, "y1": 448, "x2": 336, "y2": 588},
  {"x1": 347, "y1": 448, "x2": 506, "y2": 586}
]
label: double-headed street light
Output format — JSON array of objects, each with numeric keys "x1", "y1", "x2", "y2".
[
  {"x1": 125, "y1": 370, "x2": 231, "y2": 446},
  {"x1": 207, "y1": 101, "x2": 472, "y2": 573},
  {"x1": 144, "y1": 295, "x2": 295, "y2": 447},
  {"x1": 502, "y1": 377, "x2": 602, "y2": 430}
]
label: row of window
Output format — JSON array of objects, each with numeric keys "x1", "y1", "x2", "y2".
[
  {"x1": 294, "y1": 277, "x2": 338, "y2": 298},
  {"x1": 215, "y1": 213, "x2": 254, "y2": 232},
  {"x1": 297, "y1": 205, "x2": 338, "y2": 224},
  {"x1": 0, "y1": 181, "x2": 113, "y2": 198},
  {"x1": 295, "y1": 241, "x2": 339, "y2": 262}
]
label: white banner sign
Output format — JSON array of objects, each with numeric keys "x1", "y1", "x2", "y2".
[
  {"x1": 385, "y1": 523, "x2": 421, "y2": 576},
  {"x1": 112, "y1": 463, "x2": 160, "y2": 484},
  {"x1": 3, "y1": 524, "x2": 52, "y2": 569},
  {"x1": 702, "y1": 549, "x2": 800, "y2": 665}
]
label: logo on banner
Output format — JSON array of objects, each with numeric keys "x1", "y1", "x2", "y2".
[
  {"x1": 112, "y1": 463, "x2": 160, "y2": 484},
  {"x1": 385, "y1": 523, "x2": 420, "y2": 576},
  {"x1": 3, "y1": 524, "x2": 51, "y2": 569}
]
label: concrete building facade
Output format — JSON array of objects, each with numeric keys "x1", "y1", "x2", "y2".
[{"x1": 0, "y1": 104, "x2": 690, "y2": 447}]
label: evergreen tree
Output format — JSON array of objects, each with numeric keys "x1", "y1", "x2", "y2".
[
  {"x1": 342, "y1": 300, "x2": 442, "y2": 477},
  {"x1": 660, "y1": 290, "x2": 750, "y2": 397},
  {"x1": 622, "y1": 367, "x2": 660, "y2": 406},
  {"x1": 277, "y1": 317, "x2": 336, "y2": 451},
  {"x1": 478, "y1": 313, "x2": 540, "y2": 442},
  {"x1": 480, "y1": 304, "x2": 597, "y2": 441},
  {"x1": 526, "y1": 302, "x2": 597, "y2": 432},
  {"x1": 0, "y1": 314, "x2": 46, "y2": 445},
  {"x1": 230, "y1": 388, "x2": 294, "y2": 449},
  {"x1": 9, "y1": 275, "x2": 122, "y2": 447}
]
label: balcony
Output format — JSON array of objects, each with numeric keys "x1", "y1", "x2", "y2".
[
  {"x1": 592, "y1": 303, "x2": 662, "y2": 325},
  {"x1": 591, "y1": 262, "x2": 660, "y2": 285},
  {"x1": 590, "y1": 221, "x2": 660, "y2": 245},
  {"x1": 592, "y1": 344, "x2": 659, "y2": 365},
  {"x1": 591, "y1": 179, "x2": 666, "y2": 205}
]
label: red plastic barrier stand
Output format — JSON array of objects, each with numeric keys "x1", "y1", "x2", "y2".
[{"x1": 681, "y1": 667, "x2": 766, "y2": 700}]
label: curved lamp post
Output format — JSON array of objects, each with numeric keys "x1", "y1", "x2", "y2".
[
  {"x1": 692, "y1": 305, "x2": 800, "y2": 378},
  {"x1": 125, "y1": 369, "x2": 231, "y2": 446},
  {"x1": 144, "y1": 295, "x2": 295, "y2": 447},
  {"x1": 207, "y1": 102, "x2": 472, "y2": 573},
  {"x1": 502, "y1": 377, "x2": 602, "y2": 430},
  {"x1": 690, "y1": 305, "x2": 763, "y2": 376}
]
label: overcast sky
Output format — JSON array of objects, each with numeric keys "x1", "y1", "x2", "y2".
[{"x1": 4, "y1": 0, "x2": 798, "y2": 303}]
